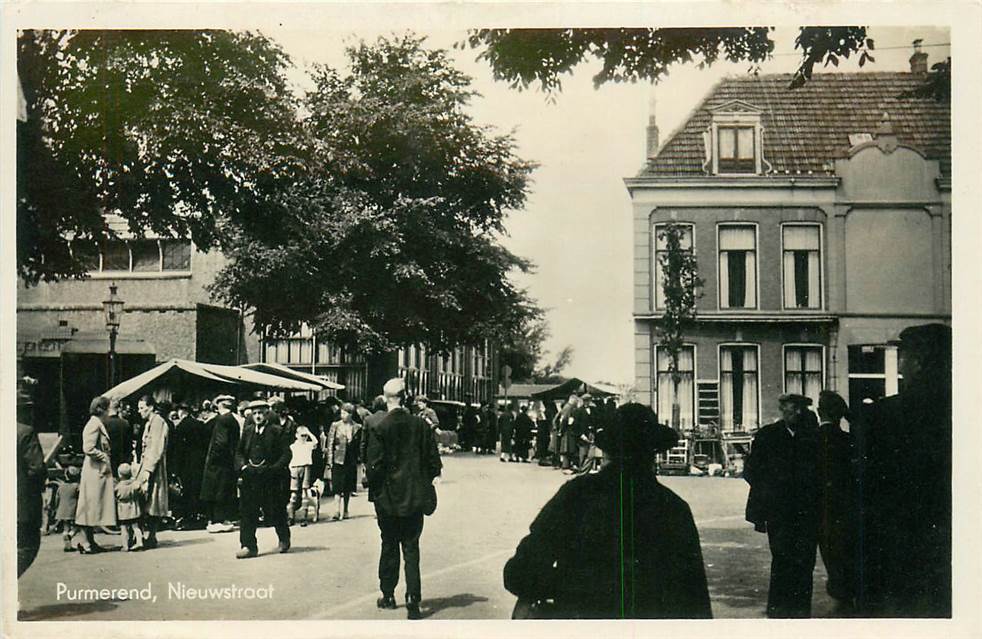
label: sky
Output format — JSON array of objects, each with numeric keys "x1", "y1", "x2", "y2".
[{"x1": 271, "y1": 26, "x2": 950, "y2": 386}]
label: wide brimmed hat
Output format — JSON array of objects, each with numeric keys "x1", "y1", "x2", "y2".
[
  {"x1": 778, "y1": 393, "x2": 812, "y2": 406},
  {"x1": 247, "y1": 399, "x2": 270, "y2": 410}
]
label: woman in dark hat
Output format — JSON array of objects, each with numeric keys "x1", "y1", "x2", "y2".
[{"x1": 503, "y1": 403, "x2": 712, "y2": 619}]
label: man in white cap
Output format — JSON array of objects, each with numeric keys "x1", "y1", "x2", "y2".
[
  {"x1": 234, "y1": 399, "x2": 292, "y2": 558},
  {"x1": 366, "y1": 378, "x2": 443, "y2": 619}
]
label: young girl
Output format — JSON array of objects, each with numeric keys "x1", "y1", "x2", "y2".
[
  {"x1": 288, "y1": 424, "x2": 318, "y2": 525},
  {"x1": 114, "y1": 463, "x2": 145, "y2": 551},
  {"x1": 56, "y1": 466, "x2": 81, "y2": 552}
]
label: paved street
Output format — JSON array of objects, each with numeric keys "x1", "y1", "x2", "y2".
[{"x1": 18, "y1": 453, "x2": 834, "y2": 621}]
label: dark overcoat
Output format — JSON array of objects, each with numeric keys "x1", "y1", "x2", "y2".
[
  {"x1": 199, "y1": 412, "x2": 241, "y2": 503},
  {"x1": 365, "y1": 408, "x2": 442, "y2": 518},
  {"x1": 503, "y1": 466, "x2": 711, "y2": 618},
  {"x1": 744, "y1": 418, "x2": 821, "y2": 531}
]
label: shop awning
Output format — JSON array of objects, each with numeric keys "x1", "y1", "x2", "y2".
[
  {"x1": 241, "y1": 362, "x2": 345, "y2": 390},
  {"x1": 104, "y1": 359, "x2": 234, "y2": 400},
  {"x1": 528, "y1": 378, "x2": 620, "y2": 401},
  {"x1": 198, "y1": 362, "x2": 324, "y2": 392}
]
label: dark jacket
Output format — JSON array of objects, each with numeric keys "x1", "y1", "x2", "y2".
[
  {"x1": 570, "y1": 407, "x2": 594, "y2": 441},
  {"x1": 171, "y1": 416, "x2": 209, "y2": 495},
  {"x1": 744, "y1": 416, "x2": 821, "y2": 532},
  {"x1": 365, "y1": 408, "x2": 442, "y2": 518},
  {"x1": 200, "y1": 412, "x2": 241, "y2": 502},
  {"x1": 102, "y1": 415, "x2": 133, "y2": 475},
  {"x1": 503, "y1": 465, "x2": 711, "y2": 619},
  {"x1": 513, "y1": 413, "x2": 534, "y2": 450},
  {"x1": 17, "y1": 422, "x2": 46, "y2": 529},
  {"x1": 360, "y1": 410, "x2": 387, "y2": 502},
  {"x1": 235, "y1": 419, "x2": 292, "y2": 481},
  {"x1": 854, "y1": 391, "x2": 951, "y2": 617}
]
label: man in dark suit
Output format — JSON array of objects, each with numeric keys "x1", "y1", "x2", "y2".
[
  {"x1": 103, "y1": 397, "x2": 133, "y2": 476},
  {"x1": 359, "y1": 395, "x2": 387, "y2": 502},
  {"x1": 234, "y1": 399, "x2": 292, "y2": 558},
  {"x1": 200, "y1": 395, "x2": 241, "y2": 534},
  {"x1": 171, "y1": 403, "x2": 209, "y2": 528},
  {"x1": 854, "y1": 323, "x2": 951, "y2": 617},
  {"x1": 17, "y1": 420, "x2": 46, "y2": 577},
  {"x1": 366, "y1": 378, "x2": 443, "y2": 620},
  {"x1": 570, "y1": 394, "x2": 596, "y2": 470},
  {"x1": 744, "y1": 393, "x2": 821, "y2": 618}
]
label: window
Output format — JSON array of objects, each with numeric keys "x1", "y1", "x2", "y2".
[
  {"x1": 720, "y1": 345, "x2": 759, "y2": 431},
  {"x1": 783, "y1": 225, "x2": 822, "y2": 309},
  {"x1": 717, "y1": 126, "x2": 755, "y2": 173},
  {"x1": 653, "y1": 223, "x2": 695, "y2": 309},
  {"x1": 848, "y1": 345, "x2": 902, "y2": 405},
  {"x1": 785, "y1": 345, "x2": 824, "y2": 407},
  {"x1": 655, "y1": 345, "x2": 695, "y2": 429},
  {"x1": 96, "y1": 239, "x2": 192, "y2": 274},
  {"x1": 718, "y1": 225, "x2": 757, "y2": 309}
]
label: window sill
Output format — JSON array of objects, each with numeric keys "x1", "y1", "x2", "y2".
[{"x1": 86, "y1": 271, "x2": 192, "y2": 280}]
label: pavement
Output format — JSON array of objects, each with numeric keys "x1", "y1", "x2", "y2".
[{"x1": 17, "y1": 453, "x2": 835, "y2": 621}]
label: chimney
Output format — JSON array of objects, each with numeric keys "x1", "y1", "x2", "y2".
[
  {"x1": 909, "y1": 39, "x2": 929, "y2": 75},
  {"x1": 646, "y1": 88, "x2": 659, "y2": 159}
]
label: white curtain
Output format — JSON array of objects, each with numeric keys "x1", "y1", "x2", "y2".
[
  {"x1": 744, "y1": 252, "x2": 756, "y2": 307},
  {"x1": 804, "y1": 348, "x2": 823, "y2": 405},
  {"x1": 783, "y1": 252, "x2": 797, "y2": 307},
  {"x1": 657, "y1": 348, "x2": 694, "y2": 428},
  {"x1": 719, "y1": 251, "x2": 730, "y2": 308},
  {"x1": 719, "y1": 348, "x2": 733, "y2": 430},
  {"x1": 785, "y1": 348, "x2": 803, "y2": 394},
  {"x1": 737, "y1": 127, "x2": 755, "y2": 159},
  {"x1": 742, "y1": 349, "x2": 759, "y2": 429}
]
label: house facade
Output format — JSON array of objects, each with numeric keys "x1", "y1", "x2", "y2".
[{"x1": 627, "y1": 66, "x2": 951, "y2": 436}]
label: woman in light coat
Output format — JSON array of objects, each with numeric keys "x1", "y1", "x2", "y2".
[
  {"x1": 325, "y1": 403, "x2": 361, "y2": 520},
  {"x1": 74, "y1": 396, "x2": 116, "y2": 553},
  {"x1": 134, "y1": 394, "x2": 169, "y2": 548}
]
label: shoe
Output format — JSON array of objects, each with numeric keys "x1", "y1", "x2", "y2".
[
  {"x1": 499, "y1": 458, "x2": 506, "y2": 463},
  {"x1": 143, "y1": 536, "x2": 158, "y2": 550},
  {"x1": 89, "y1": 541, "x2": 107, "y2": 553},
  {"x1": 218, "y1": 522, "x2": 236, "y2": 533},
  {"x1": 235, "y1": 547, "x2": 258, "y2": 559},
  {"x1": 277, "y1": 540, "x2": 291, "y2": 554},
  {"x1": 406, "y1": 597, "x2": 422, "y2": 620},
  {"x1": 342, "y1": 512, "x2": 350, "y2": 520},
  {"x1": 206, "y1": 523, "x2": 220, "y2": 533},
  {"x1": 376, "y1": 595, "x2": 397, "y2": 610},
  {"x1": 333, "y1": 513, "x2": 342, "y2": 521},
  {"x1": 562, "y1": 469, "x2": 574, "y2": 475}
]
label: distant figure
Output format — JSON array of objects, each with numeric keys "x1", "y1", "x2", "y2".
[
  {"x1": 366, "y1": 378, "x2": 443, "y2": 620},
  {"x1": 512, "y1": 405, "x2": 534, "y2": 463},
  {"x1": 855, "y1": 323, "x2": 952, "y2": 617},
  {"x1": 17, "y1": 420, "x2": 46, "y2": 575},
  {"x1": 171, "y1": 403, "x2": 209, "y2": 528},
  {"x1": 102, "y1": 397, "x2": 133, "y2": 476},
  {"x1": 114, "y1": 463, "x2": 146, "y2": 552},
  {"x1": 504, "y1": 403, "x2": 710, "y2": 619},
  {"x1": 75, "y1": 396, "x2": 117, "y2": 554},
  {"x1": 557, "y1": 394, "x2": 581, "y2": 472},
  {"x1": 56, "y1": 466, "x2": 81, "y2": 552},
  {"x1": 326, "y1": 403, "x2": 361, "y2": 520},
  {"x1": 200, "y1": 395, "x2": 240, "y2": 534},
  {"x1": 498, "y1": 404, "x2": 516, "y2": 462},
  {"x1": 744, "y1": 393, "x2": 821, "y2": 618}
]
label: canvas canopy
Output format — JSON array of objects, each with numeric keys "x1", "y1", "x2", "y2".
[
  {"x1": 528, "y1": 378, "x2": 619, "y2": 401},
  {"x1": 241, "y1": 362, "x2": 345, "y2": 390},
  {"x1": 104, "y1": 359, "x2": 323, "y2": 401}
]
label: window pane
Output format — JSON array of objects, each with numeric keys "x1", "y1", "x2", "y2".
[
  {"x1": 131, "y1": 240, "x2": 160, "y2": 272},
  {"x1": 719, "y1": 226, "x2": 755, "y2": 250},
  {"x1": 102, "y1": 241, "x2": 130, "y2": 271},
  {"x1": 783, "y1": 226, "x2": 820, "y2": 250},
  {"x1": 848, "y1": 345, "x2": 885, "y2": 375},
  {"x1": 300, "y1": 340, "x2": 313, "y2": 364},
  {"x1": 737, "y1": 128, "x2": 754, "y2": 159},
  {"x1": 727, "y1": 250, "x2": 747, "y2": 307},
  {"x1": 718, "y1": 128, "x2": 736, "y2": 159},
  {"x1": 655, "y1": 224, "x2": 693, "y2": 250},
  {"x1": 161, "y1": 240, "x2": 191, "y2": 271}
]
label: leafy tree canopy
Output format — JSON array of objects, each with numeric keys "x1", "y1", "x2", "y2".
[
  {"x1": 209, "y1": 35, "x2": 539, "y2": 353},
  {"x1": 17, "y1": 29, "x2": 304, "y2": 284},
  {"x1": 464, "y1": 27, "x2": 887, "y2": 94}
]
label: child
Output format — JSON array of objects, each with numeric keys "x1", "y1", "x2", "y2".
[
  {"x1": 56, "y1": 466, "x2": 81, "y2": 552},
  {"x1": 114, "y1": 463, "x2": 145, "y2": 551},
  {"x1": 288, "y1": 424, "x2": 318, "y2": 525}
]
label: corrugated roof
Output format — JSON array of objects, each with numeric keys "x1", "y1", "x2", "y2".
[{"x1": 641, "y1": 72, "x2": 950, "y2": 178}]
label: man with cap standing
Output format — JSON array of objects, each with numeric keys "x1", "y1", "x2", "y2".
[
  {"x1": 366, "y1": 378, "x2": 443, "y2": 620},
  {"x1": 200, "y1": 395, "x2": 240, "y2": 534},
  {"x1": 854, "y1": 323, "x2": 952, "y2": 617},
  {"x1": 235, "y1": 399, "x2": 292, "y2": 558},
  {"x1": 744, "y1": 393, "x2": 821, "y2": 618}
]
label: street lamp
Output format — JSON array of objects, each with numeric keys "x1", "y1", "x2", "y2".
[{"x1": 103, "y1": 282, "x2": 124, "y2": 388}]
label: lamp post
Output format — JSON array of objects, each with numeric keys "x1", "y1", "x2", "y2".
[{"x1": 103, "y1": 282, "x2": 124, "y2": 389}]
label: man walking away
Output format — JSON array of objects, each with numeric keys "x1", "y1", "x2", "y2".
[
  {"x1": 744, "y1": 393, "x2": 821, "y2": 618},
  {"x1": 234, "y1": 399, "x2": 292, "y2": 559},
  {"x1": 366, "y1": 378, "x2": 443, "y2": 620}
]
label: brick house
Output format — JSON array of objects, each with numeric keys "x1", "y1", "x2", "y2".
[{"x1": 626, "y1": 65, "x2": 951, "y2": 439}]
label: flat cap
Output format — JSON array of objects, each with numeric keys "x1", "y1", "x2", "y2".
[
  {"x1": 382, "y1": 377, "x2": 406, "y2": 397},
  {"x1": 778, "y1": 393, "x2": 812, "y2": 406}
]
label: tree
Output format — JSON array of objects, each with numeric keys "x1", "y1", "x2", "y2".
[
  {"x1": 535, "y1": 345, "x2": 574, "y2": 384},
  {"x1": 209, "y1": 35, "x2": 541, "y2": 353},
  {"x1": 654, "y1": 223, "x2": 704, "y2": 431},
  {"x1": 464, "y1": 27, "x2": 877, "y2": 94},
  {"x1": 17, "y1": 29, "x2": 304, "y2": 284},
  {"x1": 499, "y1": 314, "x2": 550, "y2": 382}
]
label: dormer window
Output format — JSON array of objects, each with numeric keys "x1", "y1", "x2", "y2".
[{"x1": 705, "y1": 100, "x2": 767, "y2": 175}]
